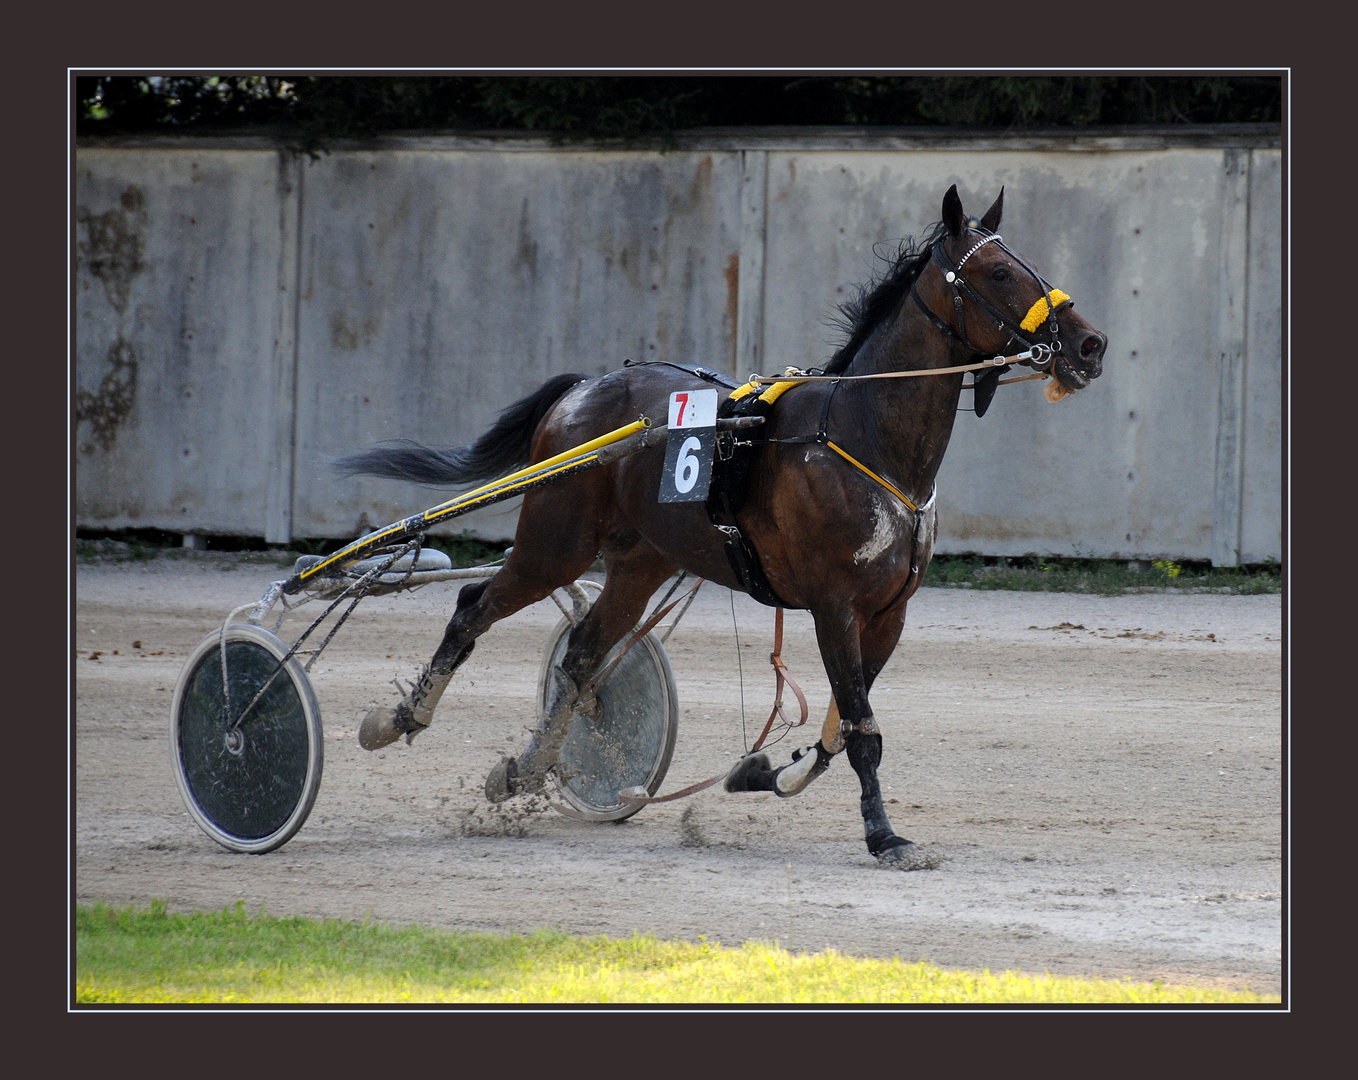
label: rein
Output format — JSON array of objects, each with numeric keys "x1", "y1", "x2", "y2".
[{"x1": 746, "y1": 345, "x2": 1056, "y2": 386}]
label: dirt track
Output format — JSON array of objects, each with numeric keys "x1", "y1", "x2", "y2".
[{"x1": 75, "y1": 556, "x2": 1283, "y2": 993}]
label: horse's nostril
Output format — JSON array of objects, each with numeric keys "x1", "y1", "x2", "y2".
[{"x1": 1081, "y1": 334, "x2": 1105, "y2": 360}]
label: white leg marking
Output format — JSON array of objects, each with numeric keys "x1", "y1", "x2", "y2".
[{"x1": 774, "y1": 745, "x2": 821, "y2": 795}]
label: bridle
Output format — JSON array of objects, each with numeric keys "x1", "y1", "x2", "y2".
[
  {"x1": 748, "y1": 226, "x2": 1076, "y2": 391},
  {"x1": 735, "y1": 225, "x2": 1080, "y2": 509},
  {"x1": 913, "y1": 227, "x2": 1073, "y2": 371}
]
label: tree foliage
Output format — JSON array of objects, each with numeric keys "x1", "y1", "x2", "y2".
[{"x1": 78, "y1": 75, "x2": 1281, "y2": 151}]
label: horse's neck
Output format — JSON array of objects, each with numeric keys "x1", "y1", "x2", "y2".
[{"x1": 836, "y1": 307, "x2": 965, "y2": 501}]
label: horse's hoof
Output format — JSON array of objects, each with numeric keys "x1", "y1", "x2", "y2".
[
  {"x1": 724, "y1": 753, "x2": 776, "y2": 793},
  {"x1": 484, "y1": 758, "x2": 520, "y2": 803},
  {"x1": 359, "y1": 707, "x2": 403, "y2": 751},
  {"x1": 874, "y1": 841, "x2": 941, "y2": 871}
]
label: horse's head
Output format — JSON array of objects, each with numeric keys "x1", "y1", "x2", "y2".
[{"x1": 933, "y1": 185, "x2": 1107, "y2": 401}]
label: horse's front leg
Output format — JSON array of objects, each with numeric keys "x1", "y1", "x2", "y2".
[
  {"x1": 721, "y1": 604, "x2": 880, "y2": 801},
  {"x1": 727, "y1": 599, "x2": 932, "y2": 868},
  {"x1": 842, "y1": 603, "x2": 938, "y2": 868}
]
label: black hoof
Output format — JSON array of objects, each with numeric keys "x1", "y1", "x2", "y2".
[
  {"x1": 484, "y1": 757, "x2": 519, "y2": 803},
  {"x1": 724, "y1": 753, "x2": 777, "y2": 793}
]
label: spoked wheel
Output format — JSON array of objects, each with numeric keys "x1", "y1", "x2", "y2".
[
  {"x1": 171, "y1": 623, "x2": 323, "y2": 854},
  {"x1": 537, "y1": 614, "x2": 679, "y2": 822}
]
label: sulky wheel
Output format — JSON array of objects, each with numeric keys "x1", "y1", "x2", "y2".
[
  {"x1": 537, "y1": 612, "x2": 679, "y2": 822},
  {"x1": 171, "y1": 623, "x2": 323, "y2": 854}
]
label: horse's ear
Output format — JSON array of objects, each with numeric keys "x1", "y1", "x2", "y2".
[
  {"x1": 942, "y1": 185, "x2": 966, "y2": 238},
  {"x1": 979, "y1": 187, "x2": 1004, "y2": 233}
]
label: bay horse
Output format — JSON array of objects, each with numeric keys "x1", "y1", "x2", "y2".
[{"x1": 336, "y1": 185, "x2": 1107, "y2": 867}]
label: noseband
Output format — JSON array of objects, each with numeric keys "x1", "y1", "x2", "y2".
[{"x1": 913, "y1": 229, "x2": 1072, "y2": 369}]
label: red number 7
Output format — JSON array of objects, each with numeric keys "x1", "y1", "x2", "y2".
[{"x1": 675, "y1": 393, "x2": 688, "y2": 426}]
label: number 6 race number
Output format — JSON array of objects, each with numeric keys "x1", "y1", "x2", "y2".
[
  {"x1": 673, "y1": 436, "x2": 703, "y2": 494},
  {"x1": 658, "y1": 388, "x2": 717, "y2": 503}
]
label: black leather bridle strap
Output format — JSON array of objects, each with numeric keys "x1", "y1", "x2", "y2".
[
  {"x1": 911, "y1": 287, "x2": 967, "y2": 348},
  {"x1": 930, "y1": 234, "x2": 1071, "y2": 357}
]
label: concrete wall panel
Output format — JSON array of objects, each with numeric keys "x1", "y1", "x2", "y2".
[
  {"x1": 76, "y1": 149, "x2": 293, "y2": 536},
  {"x1": 1239, "y1": 149, "x2": 1283, "y2": 565}
]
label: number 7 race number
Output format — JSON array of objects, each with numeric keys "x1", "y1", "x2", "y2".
[{"x1": 658, "y1": 388, "x2": 717, "y2": 503}]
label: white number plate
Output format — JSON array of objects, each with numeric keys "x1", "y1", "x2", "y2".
[{"x1": 658, "y1": 389, "x2": 718, "y2": 503}]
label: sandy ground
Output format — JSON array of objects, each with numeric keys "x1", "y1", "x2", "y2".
[{"x1": 74, "y1": 556, "x2": 1283, "y2": 994}]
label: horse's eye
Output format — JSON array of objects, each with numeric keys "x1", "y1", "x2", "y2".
[{"x1": 991, "y1": 267, "x2": 1011, "y2": 282}]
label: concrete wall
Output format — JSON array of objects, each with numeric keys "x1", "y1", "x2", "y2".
[
  {"x1": 75, "y1": 130, "x2": 1283, "y2": 563},
  {"x1": 75, "y1": 150, "x2": 296, "y2": 538}
]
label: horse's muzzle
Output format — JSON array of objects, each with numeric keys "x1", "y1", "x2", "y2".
[{"x1": 1053, "y1": 328, "x2": 1106, "y2": 390}]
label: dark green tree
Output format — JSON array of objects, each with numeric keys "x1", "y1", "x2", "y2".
[{"x1": 77, "y1": 75, "x2": 1282, "y2": 152}]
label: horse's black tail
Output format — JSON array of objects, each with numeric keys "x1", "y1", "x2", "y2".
[{"x1": 332, "y1": 372, "x2": 588, "y2": 486}]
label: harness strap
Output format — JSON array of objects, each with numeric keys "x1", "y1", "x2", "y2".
[
  {"x1": 751, "y1": 606, "x2": 810, "y2": 749},
  {"x1": 730, "y1": 374, "x2": 932, "y2": 512},
  {"x1": 826, "y1": 442, "x2": 918, "y2": 511},
  {"x1": 621, "y1": 357, "x2": 741, "y2": 389},
  {"x1": 931, "y1": 234, "x2": 1072, "y2": 358},
  {"x1": 578, "y1": 577, "x2": 704, "y2": 701}
]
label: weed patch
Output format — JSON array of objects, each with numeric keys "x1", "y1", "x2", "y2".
[{"x1": 76, "y1": 529, "x2": 509, "y2": 570}]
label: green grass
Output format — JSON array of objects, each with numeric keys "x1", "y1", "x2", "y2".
[
  {"x1": 75, "y1": 903, "x2": 1278, "y2": 1005},
  {"x1": 923, "y1": 555, "x2": 1280, "y2": 596}
]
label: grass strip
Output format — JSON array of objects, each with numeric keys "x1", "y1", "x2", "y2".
[
  {"x1": 76, "y1": 903, "x2": 1278, "y2": 1005},
  {"x1": 923, "y1": 555, "x2": 1280, "y2": 596}
]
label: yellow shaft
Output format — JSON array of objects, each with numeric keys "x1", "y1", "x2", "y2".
[
  {"x1": 296, "y1": 418, "x2": 649, "y2": 584},
  {"x1": 421, "y1": 418, "x2": 649, "y2": 522}
]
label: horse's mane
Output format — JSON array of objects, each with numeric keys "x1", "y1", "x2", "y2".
[{"x1": 822, "y1": 220, "x2": 948, "y2": 375}]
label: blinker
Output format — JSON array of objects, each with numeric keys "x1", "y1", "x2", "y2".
[{"x1": 972, "y1": 365, "x2": 1009, "y2": 419}]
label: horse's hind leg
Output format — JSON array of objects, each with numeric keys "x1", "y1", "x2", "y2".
[
  {"x1": 358, "y1": 528, "x2": 600, "y2": 751},
  {"x1": 485, "y1": 530, "x2": 678, "y2": 800}
]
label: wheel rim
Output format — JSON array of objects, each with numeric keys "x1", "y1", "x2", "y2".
[
  {"x1": 171, "y1": 625, "x2": 322, "y2": 853},
  {"x1": 539, "y1": 617, "x2": 678, "y2": 820}
]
